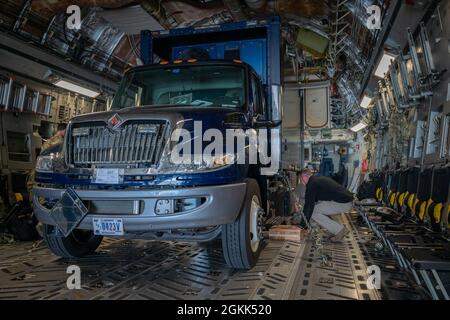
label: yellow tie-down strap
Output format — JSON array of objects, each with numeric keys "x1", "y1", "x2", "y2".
[
  {"x1": 419, "y1": 199, "x2": 433, "y2": 221},
  {"x1": 398, "y1": 192, "x2": 409, "y2": 207}
]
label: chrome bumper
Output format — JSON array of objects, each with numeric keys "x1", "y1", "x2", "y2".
[{"x1": 33, "y1": 183, "x2": 246, "y2": 232}]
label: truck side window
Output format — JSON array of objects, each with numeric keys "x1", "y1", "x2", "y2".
[
  {"x1": 250, "y1": 74, "x2": 260, "y2": 115},
  {"x1": 258, "y1": 82, "x2": 266, "y2": 117},
  {"x1": 251, "y1": 74, "x2": 264, "y2": 117}
]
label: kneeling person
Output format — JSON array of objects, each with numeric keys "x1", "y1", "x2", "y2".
[{"x1": 298, "y1": 169, "x2": 354, "y2": 242}]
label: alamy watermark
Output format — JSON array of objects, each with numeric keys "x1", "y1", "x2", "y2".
[
  {"x1": 169, "y1": 121, "x2": 279, "y2": 175},
  {"x1": 366, "y1": 5, "x2": 381, "y2": 30},
  {"x1": 66, "y1": 265, "x2": 81, "y2": 290},
  {"x1": 366, "y1": 265, "x2": 381, "y2": 290},
  {"x1": 66, "y1": 4, "x2": 382, "y2": 31},
  {"x1": 66, "y1": 5, "x2": 81, "y2": 30}
]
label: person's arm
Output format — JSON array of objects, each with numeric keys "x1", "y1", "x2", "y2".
[{"x1": 303, "y1": 181, "x2": 318, "y2": 221}]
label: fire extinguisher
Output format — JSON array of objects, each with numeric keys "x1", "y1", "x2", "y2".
[{"x1": 362, "y1": 159, "x2": 368, "y2": 173}]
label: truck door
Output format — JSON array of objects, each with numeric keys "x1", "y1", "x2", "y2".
[{"x1": 250, "y1": 71, "x2": 276, "y2": 173}]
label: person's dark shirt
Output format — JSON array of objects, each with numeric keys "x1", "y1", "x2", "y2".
[{"x1": 303, "y1": 176, "x2": 354, "y2": 220}]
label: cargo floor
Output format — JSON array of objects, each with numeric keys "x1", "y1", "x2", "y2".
[{"x1": 0, "y1": 212, "x2": 424, "y2": 300}]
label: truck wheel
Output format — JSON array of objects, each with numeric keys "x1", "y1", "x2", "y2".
[
  {"x1": 42, "y1": 224, "x2": 103, "y2": 258},
  {"x1": 197, "y1": 239, "x2": 221, "y2": 249},
  {"x1": 222, "y1": 179, "x2": 263, "y2": 269}
]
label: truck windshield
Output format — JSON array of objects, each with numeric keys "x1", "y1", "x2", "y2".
[{"x1": 111, "y1": 65, "x2": 246, "y2": 109}]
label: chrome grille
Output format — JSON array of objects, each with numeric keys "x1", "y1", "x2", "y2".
[{"x1": 70, "y1": 121, "x2": 168, "y2": 167}]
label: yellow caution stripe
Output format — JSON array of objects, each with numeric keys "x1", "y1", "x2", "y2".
[
  {"x1": 412, "y1": 198, "x2": 420, "y2": 216},
  {"x1": 419, "y1": 198, "x2": 433, "y2": 221},
  {"x1": 447, "y1": 205, "x2": 450, "y2": 229},
  {"x1": 14, "y1": 193, "x2": 23, "y2": 202},
  {"x1": 407, "y1": 193, "x2": 415, "y2": 211},
  {"x1": 433, "y1": 203, "x2": 443, "y2": 224},
  {"x1": 389, "y1": 192, "x2": 398, "y2": 206},
  {"x1": 398, "y1": 192, "x2": 409, "y2": 207}
]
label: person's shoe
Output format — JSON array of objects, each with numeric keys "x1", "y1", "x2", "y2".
[
  {"x1": 291, "y1": 212, "x2": 303, "y2": 225},
  {"x1": 330, "y1": 227, "x2": 350, "y2": 243},
  {"x1": 298, "y1": 219, "x2": 308, "y2": 229},
  {"x1": 35, "y1": 222, "x2": 44, "y2": 238}
]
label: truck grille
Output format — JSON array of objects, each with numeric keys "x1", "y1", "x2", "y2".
[{"x1": 69, "y1": 120, "x2": 169, "y2": 167}]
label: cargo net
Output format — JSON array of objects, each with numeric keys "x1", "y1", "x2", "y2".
[{"x1": 280, "y1": 173, "x2": 328, "y2": 265}]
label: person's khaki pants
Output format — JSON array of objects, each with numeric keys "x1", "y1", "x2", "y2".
[{"x1": 311, "y1": 201, "x2": 353, "y2": 235}]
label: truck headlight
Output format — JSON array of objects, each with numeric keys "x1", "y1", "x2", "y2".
[
  {"x1": 36, "y1": 153, "x2": 60, "y2": 172},
  {"x1": 160, "y1": 153, "x2": 237, "y2": 174},
  {"x1": 36, "y1": 156, "x2": 53, "y2": 172}
]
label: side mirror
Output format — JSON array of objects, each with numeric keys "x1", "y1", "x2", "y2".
[
  {"x1": 253, "y1": 118, "x2": 281, "y2": 128},
  {"x1": 224, "y1": 112, "x2": 248, "y2": 128}
]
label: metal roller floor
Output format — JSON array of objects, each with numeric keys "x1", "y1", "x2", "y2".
[{"x1": 0, "y1": 212, "x2": 422, "y2": 300}]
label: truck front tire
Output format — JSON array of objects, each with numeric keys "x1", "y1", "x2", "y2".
[
  {"x1": 42, "y1": 224, "x2": 103, "y2": 258},
  {"x1": 221, "y1": 179, "x2": 263, "y2": 269}
]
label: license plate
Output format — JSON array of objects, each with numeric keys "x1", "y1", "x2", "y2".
[
  {"x1": 93, "y1": 218, "x2": 124, "y2": 236},
  {"x1": 93, "y1": 168, "x2": 123, "y2": 184}
]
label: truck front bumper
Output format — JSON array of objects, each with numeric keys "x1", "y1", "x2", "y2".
[{"x1": 33, "y1": 183, "x2": 246, "y2": 232}]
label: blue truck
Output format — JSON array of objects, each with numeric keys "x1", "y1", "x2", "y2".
[{"x1": 33, "y1": 16, "x2": 287, "y2": 269}]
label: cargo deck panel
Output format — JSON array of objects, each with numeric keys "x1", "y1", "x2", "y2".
[{"x1": 0, "y1": 213, "x2": 423, "y2": 300}]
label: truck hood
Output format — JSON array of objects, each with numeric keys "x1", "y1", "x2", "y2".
[{"x1": 70, "y1": 105, "x2": 247, "y2": 132}]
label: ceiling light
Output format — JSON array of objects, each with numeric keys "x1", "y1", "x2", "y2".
[
  {"x1": 360, "y1": 95, "x2": 373, "y2": 108},
  {"x1": 53, "y1": 79, "x2": 100, "y2": 98},
  {"x1": 350, "y1": 121, "x2": 367, "y2": 132},
  {"x1": 374, "y1": 52, "x2": 396, "y2": 78}
]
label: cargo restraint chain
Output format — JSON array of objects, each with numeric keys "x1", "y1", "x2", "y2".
[{"x1": 281, "y1": 174, "x2": 329, "y2": 266}]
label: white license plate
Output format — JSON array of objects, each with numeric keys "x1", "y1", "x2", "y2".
[
  {"x1": 93, "y1": 168, "x2": 123, "y2": 184},
  {"x1": 93, "y1": 218, "x2": 124, "y2": 236}
]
